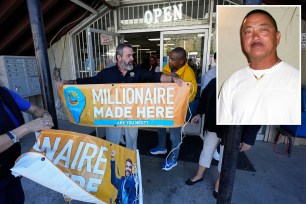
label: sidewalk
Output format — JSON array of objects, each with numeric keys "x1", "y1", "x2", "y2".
[{"x1": 20, "y1": 120, "x2": 306, "y2": 204}]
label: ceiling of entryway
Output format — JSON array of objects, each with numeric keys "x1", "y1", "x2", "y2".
[{"x1": 0, "y1": 0, "x2": 305, "y2": 56}]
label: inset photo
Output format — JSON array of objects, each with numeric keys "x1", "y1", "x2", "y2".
[{"x1": 217, "y1": 5, "x2": 301, "y2": 125}]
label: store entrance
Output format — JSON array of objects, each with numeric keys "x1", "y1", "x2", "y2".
[
  {"x1": 123, "y1": 29, "x2": 208, "y2": 84},
  {"x1": 123, "y1": 31, "x2": 161, "y2": 69}
]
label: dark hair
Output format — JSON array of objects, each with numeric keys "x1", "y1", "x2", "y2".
[
  {"x1": 214, "y1": 52, "x2": 216, "y2": 60},
  {"x1": 126, "y1": 158, "x2": 132, "y2": 164},
  {"x1": 171, "y1": 47, "x2": 187, "y2": 59},
  {"x1": 116, "y1": 43, "x2": 133, "y2": 60},
  {"x1": 150, "y1": 55, "x2": 158, "y2": 60},
  {"x1": 243, "y1": 9, "x2": 278, "y2": 31}
]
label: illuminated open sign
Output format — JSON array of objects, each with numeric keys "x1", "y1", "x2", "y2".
[{"x1": 144, "y1": 4, "x2": 183, "y2": 24}]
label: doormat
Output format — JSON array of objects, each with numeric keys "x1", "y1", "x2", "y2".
[{"x1": 90, "y1": 129, "x2": 256, "y2": 172}]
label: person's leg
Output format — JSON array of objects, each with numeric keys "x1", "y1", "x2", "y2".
[
  {"x1": 96, "y1": 127, "x2": 106, "y2": 139},
  {"x1": 161, "y1": 127, "x2": 181, "y2": 170},
  {"x1": 150, "y1": 128, "x2": 167, "y2": 155},
  {"x1": 199, "y1": 131, "x2": 220, "y2": 168},
  {"x1": 106, "y1": 127, "x2": 122, "y2": 145},
  {"x1": 168, "y1": 127, "x2": 181, "y2": 161},
  {"x1": 190, "y1": 131, "x2": 220, "y2": 182},
  {"x1": 214, "y1": 173, "x2": 221, "y2": 198},
  {"x1": 214, "y1": 144, "x2": 224, "y2": 197},
  {"x1": 124, "y1": 127, "x2": 138, "y2": 150},
  {"x1": 157, "y1": 128, "x2": 167, "y2": 148}
]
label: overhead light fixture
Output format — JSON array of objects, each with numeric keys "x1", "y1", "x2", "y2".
[
  {"x1": 124, "y1": 40, "x2": 128, "y2": 42},
  {"x1": 197, "y1": 34, "x2": 205, "y2": 37},
  {"x1": 148, "y1": 38, "x2": 171, "y2": 41},
  {"x1": 132, "y1": 45, "x2": 140, "y2": 47},
  {"x1": 139, "y1": 49, "x2": 150, "y2": 51}
]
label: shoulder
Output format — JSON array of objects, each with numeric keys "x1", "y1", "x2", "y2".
[
  {"x1": 1, "y1": 87, "x2": 21, "y2": 100},
  {"x1": 185, "y1": 64, "x2": 195, "y2": 72},
  {"x1": 279, "y1": 61, "x2": 299, "y2": 76},
  {"x1": 98, "y1": 65, "x2": 119, "y2": 75},
  {"x1": 219, "y1": 67, "x2": 248, "y2": 96},
  {"x1": 223, "y1": 67, "x2": 248, "y2": 86}
]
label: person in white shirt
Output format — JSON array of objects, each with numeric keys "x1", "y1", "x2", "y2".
[
  {"x1": 201, "y1": 52, "x2": 216, "y2": 92},
  {"x1": 149, "y1": 55, "x2": 160, "y2": 72},
  {"x1": 218, "y1": 9, "x2": 300, "y2": 125}
]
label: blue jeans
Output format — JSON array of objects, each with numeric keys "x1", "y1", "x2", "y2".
[{"x1": 157, "y1": 127, "x2": 181, "y2": 161}]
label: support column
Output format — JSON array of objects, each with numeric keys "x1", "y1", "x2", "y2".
[{"x1": 26, "y1": 0, "x2": 58, "y2": 129}]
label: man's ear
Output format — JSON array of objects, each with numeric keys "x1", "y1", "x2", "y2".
[
  {"x1": 276, "y1": 31, "x2": 281, "y2": 46},
  {"x1": 117, "y1": 54, "x2": 122, "y2": 62}
]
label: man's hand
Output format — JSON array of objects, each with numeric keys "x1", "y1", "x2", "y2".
[
  {"x1": 172, "y1": 76, "x2": 184, "y2": 86},
  {"x1": 56, "y1": 80, "x2": 73, "y2": 88},
  {"x1": 111, "y1": 150, "x2": 116, "y2": 160},
  {"x1": 239, "y1": 142, "x2": 251, "y2": 152},
  {"x1": 190, "y1": 114, "x2": 201, "y2": 125}
]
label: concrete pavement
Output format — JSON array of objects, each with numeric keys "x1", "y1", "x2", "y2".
[{"x1": 19, "y1": 120, "x2": 306, "y2": 204}]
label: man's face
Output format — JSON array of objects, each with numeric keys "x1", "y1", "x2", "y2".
[
  {"x1": 150, "y1": 57, "x2": 157, "y2": 67},
  {"x1": 119, "y1": 47, "x2": 134, "y2": 71},
  {"x1": 168, "y1": 52, "x2": 184, "y2": 70},
  {"x1": 125, "y1": 161, "x2": 132, "y2": 177},
  {"x1": 240, "y1": 13, "x2": 280, "y2": 61}
]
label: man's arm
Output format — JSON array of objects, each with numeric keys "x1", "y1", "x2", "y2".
[
  {"x1": 56, "y1": 69, "x2": 108, "y2": 88},
  {"x1": 160, "y1": 74, "x2": 184, "y2": 86},
  {"x1": 110, "y1": 150, "x2": 121, "y2": 189},
  {"x1": 240, "y1": 125, "x2": 261, "y2": 152}
]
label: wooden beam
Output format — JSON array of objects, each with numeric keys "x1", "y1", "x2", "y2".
[{"x1": 0, "y1": 0, "x2": 58, "y2": 52}]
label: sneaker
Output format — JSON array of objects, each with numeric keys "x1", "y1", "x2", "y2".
[
  {"x1": 150, "y1": 147, "x2": 167, "y2": 155},
  {"x1": 161, "y1": 160, "x2": 177, "y2": 171}
]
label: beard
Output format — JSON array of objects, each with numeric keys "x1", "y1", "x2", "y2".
[
  {"x1": 125, "y1": 170, "x2": 131, "y2": 177},
  {"x1": 121, "y1": 61, "x2": 134, "y2": 71}
]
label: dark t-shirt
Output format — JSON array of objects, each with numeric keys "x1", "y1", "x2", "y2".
[
  {"x1": 76, "y1": 64, "x2": 162, "y2": 84},
  {"x1": 196, "y1": 78, "x2": 217, "y2": 132}
]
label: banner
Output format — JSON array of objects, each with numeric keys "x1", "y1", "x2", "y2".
[
  {"x1": 58, "y1": 83, "x2": 190, "y2": 127},
  {"x1": 11, "y1": 130, "x2": 141, "y2": 204}
]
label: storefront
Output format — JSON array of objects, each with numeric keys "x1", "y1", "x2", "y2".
[{"x1": 70, "y1": 0, "x2": 216, "y2": 87}]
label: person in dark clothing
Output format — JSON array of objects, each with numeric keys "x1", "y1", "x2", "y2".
[
  {"x1": 56, "y1": 43, "x2": 184, "y2": 150},
  {"x1": 185, "y1": 78, "x2": 219, "y2": 185},
  {"x1": 0, "y1": 86, "x2": 54, "y2": 204}
]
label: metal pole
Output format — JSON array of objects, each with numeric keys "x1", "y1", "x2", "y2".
[
  {"x1": 217, "y1": 126, "x2": 242, "y2": 204},
  {"x1": 26, "y1": 0, "x2": 58, "y2": 129}
]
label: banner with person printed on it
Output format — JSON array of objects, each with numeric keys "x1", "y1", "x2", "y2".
[
  {"x1": 11, "y1": 130, "x2": 142, "y2": 204},
  {"x1": 58, "y1": 83, "x2": 191, "y2": 127}
]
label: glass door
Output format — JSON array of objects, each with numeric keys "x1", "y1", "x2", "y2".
[{"x1": 160, "y1": 29, "x2": 209, "y2": 84}]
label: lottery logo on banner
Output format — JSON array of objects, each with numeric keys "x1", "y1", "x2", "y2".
[
  {"x1": 64, "y1": 87, "x2": 86, "y2": 124},
  {"x1": 58, "y1": 83, "x2": 190, "y2": 127}
]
